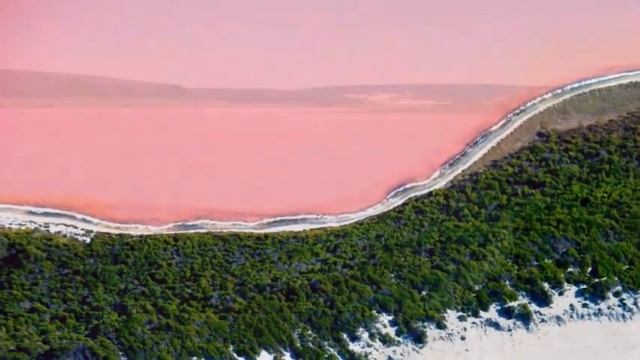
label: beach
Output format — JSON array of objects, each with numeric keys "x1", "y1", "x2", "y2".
[
  {"x1": 422, "y1": 319, "x2": 640, "y2": 360},
  {"x1": 346, "y1": 285, "x2": 640, "y2": 360}
]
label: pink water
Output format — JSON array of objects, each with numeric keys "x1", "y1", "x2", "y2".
[{"x1": 0, "y1": 97, "x2": 532, "y2": 224}]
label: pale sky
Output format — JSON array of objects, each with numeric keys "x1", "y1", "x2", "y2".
[{"x1": 1, "y1": 0, "x2": 639, "y2": 88}]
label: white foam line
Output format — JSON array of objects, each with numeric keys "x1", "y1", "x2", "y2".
[{"x1": 2, "y1": 70, "x2": 640, "y2": 236}]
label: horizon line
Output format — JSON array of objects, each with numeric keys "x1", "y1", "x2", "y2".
[{"x1": 0, "y1": 68, "x2": 545, "y2": 91}]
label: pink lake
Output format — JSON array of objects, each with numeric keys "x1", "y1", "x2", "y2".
[
  {"x1": 0, "y1": 82, "x2": 543, "y2": 224},
  {"x1": 1, "y1": 1, "x2": 639, "y2": 225}
]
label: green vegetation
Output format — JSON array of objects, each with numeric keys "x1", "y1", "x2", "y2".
[
  {"x1": 1, "y1": 113, "x2": 640, "y2": 359},
  {"x1": 498, "y1": 303, "x2": 533, "y2": 326}
]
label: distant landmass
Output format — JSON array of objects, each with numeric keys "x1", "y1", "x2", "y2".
[{"x1": 0, "y1": 69, "x2": 541, "y2": 110}]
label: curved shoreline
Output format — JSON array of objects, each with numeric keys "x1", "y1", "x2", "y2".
[{"x1": 2, "y1": 70, "x2": 640, "y2": 235}]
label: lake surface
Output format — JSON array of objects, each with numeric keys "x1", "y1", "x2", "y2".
[{"x1": 0, "y1": 88, "x2": 539, "y2": 224}]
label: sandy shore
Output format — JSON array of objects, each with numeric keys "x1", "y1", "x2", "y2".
[
  {"x1": 1, "y1": 70, "x2": 640, "y2": 236},
  {"x1": 421, "y1": 319, "x2": 640, "y2": 360},
  {"x1": 345, "y1": 285, "x2": 640, "y2": 360},
  {"x1": 248, "y1": 311, "x2": 640, "y2": 360}
]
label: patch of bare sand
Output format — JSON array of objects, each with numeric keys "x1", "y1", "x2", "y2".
[{"x1": 460, "y1": 82, "x2": 640, "y2": 177}]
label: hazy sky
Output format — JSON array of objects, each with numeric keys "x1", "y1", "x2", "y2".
[{"x1": 1, "y1": 0, "x2": 639, "y2": 88}]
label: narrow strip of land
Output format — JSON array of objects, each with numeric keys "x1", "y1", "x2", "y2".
[{"x1": 1, "y1": 70, "x2": 640, "y2": 235}]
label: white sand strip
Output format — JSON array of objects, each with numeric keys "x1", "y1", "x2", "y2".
[
  {"x1": 1, "y1": 70, "x2": 640, "y2": 236},
  {"x1": 348, "y1": 285, "x2": 640, "y2": 360},
  {"x1": 414, "y1": 319, "x2": 640, "y2": 360}
]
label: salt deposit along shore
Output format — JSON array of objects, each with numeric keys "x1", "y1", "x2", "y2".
[{"x1": 1, "y1": 70, "x2": 640, "y2": 237}]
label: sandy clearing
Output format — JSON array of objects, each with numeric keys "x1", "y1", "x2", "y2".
[
  {"x1": 421, "y1": 319, "x2": 640, "y2": 360},
  {"x1": 349, "y1": 285, "x2": 640, "y2": 360}
]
